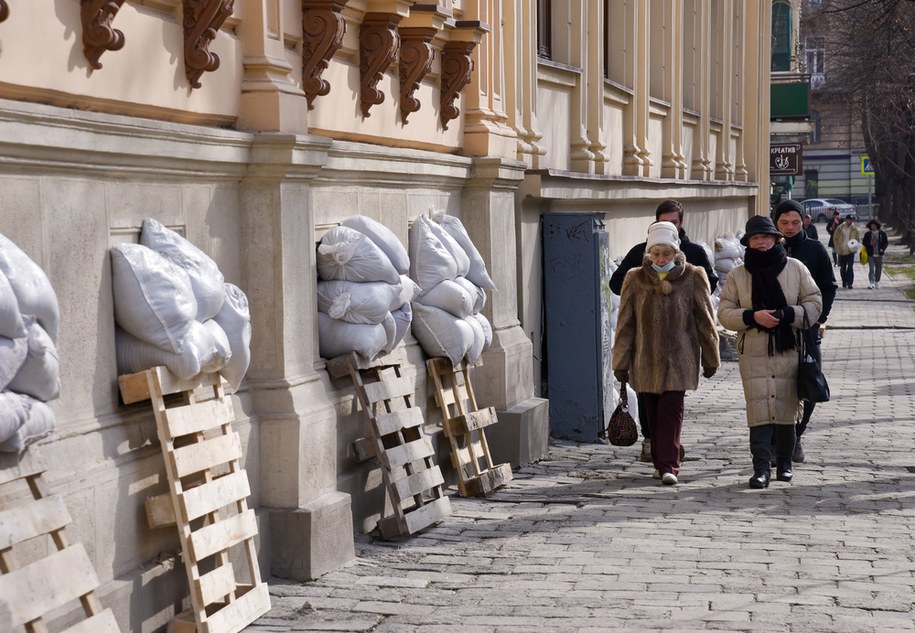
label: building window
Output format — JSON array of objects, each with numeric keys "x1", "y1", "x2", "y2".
[
  {"x1": 805, "y1": 36, "x2": 825, "y2": 86},
  {"x1": 804, "y1": 169, "x2": 819, "y2": 199},
  {"x1": 771, "y1": 1, "x2": 792, "y2": 72},
  {"x1": 537, "y1": 0, "x2": 552, "y2": 59}
]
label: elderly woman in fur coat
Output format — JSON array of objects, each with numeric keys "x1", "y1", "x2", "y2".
[
  {"x1": 718, "y1": 216, "x2": 822, "y2": 489},
  {"x1": 612, "y1": 221, "x2": 720, "y2": 486}
]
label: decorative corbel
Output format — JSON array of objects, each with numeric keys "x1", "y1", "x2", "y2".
[
  {"x1": 0, "y1": 1, "x2": 9, "y2": 23},
  {"x1": 183, "y1": 0, "x2": 234, "y2": 89},
  {"x1": 398, "y1": 4, "x2": 448, "y2": 124},
  {"x1": 359, "y1": 12, "x2": 403, "y2": 118},
  {"x1": 81, "y1": 0, "x2": 126, "y2": 70},
  {"x1": 302, "y1": 0, "x2": 348, "y2": 110},
  {"x1": 439, "y1": 21, "x2": 488, "y2": 130}
]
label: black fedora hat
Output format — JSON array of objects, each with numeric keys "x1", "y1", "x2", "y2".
[{"x1": 740, "y1": 215, "x2": 783, "y2": 246}]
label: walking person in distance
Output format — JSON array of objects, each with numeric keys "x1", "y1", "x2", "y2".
[
  {"x1": 833, "y1": 214, "x2": 861, "y2": 289},
  {"x1": 862, "y1": 219, "x2": 889, "y2": 289}
]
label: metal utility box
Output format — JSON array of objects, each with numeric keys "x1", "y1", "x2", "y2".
[{"x1": 542, "y1": 213, "x2": 614, "y2": 442}]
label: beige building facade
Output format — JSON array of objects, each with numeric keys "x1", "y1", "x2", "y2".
[{"x1": 0, "y1": 1, "x2": 770, "y2": 629}]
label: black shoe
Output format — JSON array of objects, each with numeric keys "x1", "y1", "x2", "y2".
[
  {"x1": 793, "y1": 438, "x2": 805, "y2": 463},
  {"x1": 749, "y1": 470, "x2": 770, "y2": 489},
  {"x1": 776, "y1": 461, "x2": 793, "y2": 482}
]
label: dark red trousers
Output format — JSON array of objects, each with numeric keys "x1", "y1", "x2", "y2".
[{"x1": 641, "y1": 391, "x2": 685, "y2": 476}]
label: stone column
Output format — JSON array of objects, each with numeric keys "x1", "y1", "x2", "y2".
[
  {"x1": 690, "y1": 1, "x2": 713, "y2": 180},
  {"x1": 504, "y1": 0, "x2": 544, "y2": 166},
  {"x1": 623, "y1": 1, "x2": 650, "y2": 176},
  {"x1": 715, "y1": 1, "x2": 735, "y2": 180},
  {"x1": 240, "y1": 133, "x2": 355, "y2": 580},
  {"x1": 581, "y1": 0, "x2": 609, "y2": 175},
  {"x1": 659, "y1": 0, "x2": 687, "y2": 179},
  {"x1": 462, "y1": 157, "x2": 548, "y2": 466}
]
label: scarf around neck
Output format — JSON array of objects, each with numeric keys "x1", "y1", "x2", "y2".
[{"x1": 743, "y1": 243, "x2": 796, "y2": 355}]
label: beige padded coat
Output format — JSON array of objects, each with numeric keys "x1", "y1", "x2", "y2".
[
  {"x1": 717, "y1": 258, "x2": 823, "y2": 427},
  {"x1": 612, "y1": 253, "x2": 720, "y2": 394}
]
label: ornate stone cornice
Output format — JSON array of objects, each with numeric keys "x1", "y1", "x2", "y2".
[
  {"x1": 81, "y1": 0, "x2": 126, "y2": 69},
  {"x1": 359, "y1": 12, "x2": 403, "y2": 118},
  {"x1": 183, "y1": 0, "x2": 234, "y2": 89},
  {"x1": 301, "y1": 0, "x2": 348, "y2": 110},
  {"x1": 440, "y1": 20, "x2": 487, "y2": 130},
  {"x1": 398, "y1": 26, "x2": 435, "y2": 124}
]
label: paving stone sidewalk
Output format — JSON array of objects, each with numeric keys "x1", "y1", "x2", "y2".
[{"x1": 245, "y1": 238, "x2": 915, "y2": 633}]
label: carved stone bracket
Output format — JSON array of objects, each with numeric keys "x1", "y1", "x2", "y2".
[
  {"x1": 183, "y1": 0, "x2": 234, "y2": 89},
  {"x1": 0, "y1": 1, "x2": 9, "y2": 23},
  {"x1": 440, "y1": 20, "x2": 488, "y2": 130},
  {"x1": 398, "y1": 26, "x2": 436, "y2": 124},
  {"x1": 302, "y1": 0, "x2": 348, "y2": 110},
  {"x1": 359, "y1": 12, "x2": 403, "y2": 118},
  {"x1": 81, "y1": 0, "x2": 126, "y2": 69}
]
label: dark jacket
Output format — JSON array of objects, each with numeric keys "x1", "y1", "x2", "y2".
[
  {"x1": 861, "y1": 230, "x2": 889, "y2": 257},
  {"x1": 804, "y1": 223, "x2": 818, "y2": 240},
  {"x1": 783, "y1": 231, "x2": 837, "y2": 324},
  {"x1": 825, "y1": 217, "x2": 841, "y2": 247},
  {"x1": 609, "y1": 228, "x2": 718, "y2": 295}
]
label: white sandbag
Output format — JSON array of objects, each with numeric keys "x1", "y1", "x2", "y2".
[
  {"x1": 0, "y1": 271, "x2": 26, "y2": 340},
  {"x1": 464, "y1": 313, "x2": 485, "y2": 364},
  {"x1": 469, "y1": 312, "x2": 493, "y2": 353},
  {"x1": 115, "y1": 320, "x2": 225, "y2": 380},
  {"x1": 696, "y1": 241, "x2": 714, "y2": 270},
  {"x1": 625, "y1": 382, "x2": 640, "y2": 425},
  {"x1": 110, "y1": 243, "x2": 198, "y2": 354},
  {"x1": 411, "y1": 302, "x2": 474, "y2": 368},
  {"x1": 714, "y1": 257, "x2": 740, "y2": 273},
  {"x1": 379, "y1": 311, "x2": 397, "y2": 355},
  {"x1": 390, "y1": 302, "x2": 412, "y2": 350},
  {"x1": 415, "y1": 279, "x2": 474, "y2": 318},
  {"x1": 0, "y1": 398, "x2": 55, "y2": 454},
  {"x1": 409, "y1": 216, "x2": 458, "y2": 292},
  {"x1": 6, "y1": 317, "x2": 60, "y2": 402},
  {"x1": 452, "y1": 276, "x2": 486, "y2": 314},
  {"x1": 213, "y1": 283, "x2": 252, "y2": 391},
  {"x1": 429, "y1": 210, "x2": 497, "y2": 290},
  {"x1": 0, "y1": 334, "x2": 28, "y2": 392},
  {"x1": 424, "y1": 213, "x2": 471, "y2": 277},
  {"x1": 0, "y1": 233, "x2": 60, "y2": 343},
  {"x1": 316, "y1": 279, "x2": 401, "y2": 324},
  {"x1": 201, "y1": 319, "x2": 232, "y2": 374},
  {"x1": 317, "y1": 226, "x2": 401, "y2": 284},
  {"x1": 139, "y1": 217, "x2": 226, "y2": 321},
  {"x1": 714, "y1": 235, "x2": 744, "y2": 260},
  {"x1": 397, "y1": 274, "x2": 422, "y2": 307},
  {"x1": 0, "y1": 391, "x2": 31, "y2": 445},
  {"x1": 340, "y1": 215, "x2": 410, "y2": 275},
  {"x1": 317, "y1": 312, "x2": 387, "y2": 361}
]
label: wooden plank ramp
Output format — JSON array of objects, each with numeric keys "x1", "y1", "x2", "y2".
[
  {"x1": 0, "y1": 447, "x2": 123, "y2": 632},
  {"x1": 327, "y1": 352, "x2": 451, "y2": 539},
  {"x1": 426, "y1": 357, "x2": 512, "y2": 497},
  {"x1": 118, "y1": 366, "x2": 270, "y2": 633}
]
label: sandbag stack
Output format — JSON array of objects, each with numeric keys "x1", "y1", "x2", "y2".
[
  {"x1": 112, "y1": 218, "x2": 252, "y2": 390},
  {"x1": 0, "y1": 233, "x2": 61, "y2": 453},
  {"x1": 713, "y1": 232, "x2": 745, "y2": 294},
  {"x1": 316, "y1": 217, "x2": 416, "y2": 361},
  {"x1": 409, "y1": 211, "x2": 496, "y2": 368}
]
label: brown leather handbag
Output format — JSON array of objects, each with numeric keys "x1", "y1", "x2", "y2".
[{"x1": 607, "y1": 383, "x2": 638, "y2": 446}]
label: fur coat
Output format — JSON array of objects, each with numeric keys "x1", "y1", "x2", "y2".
[
  {"x1": 612, "y1": 253, "x2": 720, "y2": 394},
  {"x1": 717, "y1": 258, "x2": 823, "y2": 427}
]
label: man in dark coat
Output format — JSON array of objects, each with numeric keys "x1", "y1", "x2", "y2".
[
  {"x1": 609, "y1": 200, "x2": 718, "y2": 461},
  {"x1": 803, "y1": 213, "x2": 818, "y2": 240},
  {"x1": 773, "y1": 199, "x2": 838, "y2": 462}
]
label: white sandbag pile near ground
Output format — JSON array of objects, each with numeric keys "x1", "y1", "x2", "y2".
[
  {"x1": 317, "y1": 220, "x2": 416, "y2": 361},
  {"x1": 713, "y1": 232, "x2": 745, "y2": 293},
  {"x1": 410, "y1": 211, "x2": 494, "y2": 367},
  {"x1": 111, "y1": 219, "x2": 252, "y2": 390},
  {"x1": 0, "y1": 233, "x2": 61, "y2": 453}
]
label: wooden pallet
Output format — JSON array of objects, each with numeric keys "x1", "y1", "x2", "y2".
[
  {"x1": 426, "y1": 358, "x2": 512, "y2": 497},
  {"x1": 0, "y1": 446, "x2": 122, "y2": 633},
  {"x1": 118, "y1": 367, "x2": 270, "y2": 633},
  {"x1": 327, "y1": 352, "x2": 451, "y2": 539}
]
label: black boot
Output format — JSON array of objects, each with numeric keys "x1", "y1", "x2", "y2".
[
  {"x1": 775, "y1": 425, "x2": 795, "y2": 482},
  {"x1": 749, "y1": 425, "x2": 774, "y2": 489},
  {"x1": 749, "y1": 467, "x2": 770, "y2": 489},
  {"x1": 776, "y1": 460, "x2": 793, "y2": 482}
]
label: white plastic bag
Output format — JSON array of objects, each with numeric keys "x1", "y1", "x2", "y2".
[
  {"x1": 0, "y1": 398, "x2": 56, "y2": 454},
  {"x1": 6, "y1": 317, "x2": 60, "y2": 402},
  {"x1": 452, "y1": 276, "x2": 486, "y2": 314},
  {"x1": 430, "y1": 211, "x2": 497, "y2": 290},
  {"x1": 390, "y1": 302, "x2": 413, "y2": 351},
  {"x1": 464, "y1": 313, "x2": 485, "y2": 364},
  {"x1": 340, "y1": 215, "x2": 410, "y2": 274},
  {"x1": 0, "y1": 232, "x2": 60, "y2": 343},
  {"x1": 317, "y1": 312, "x2": 388, "y2": 361},
  {"x1": 409, "y1": 216, "x2": 457, "y2": 292},
  {"x1": 425, "y1": 212, "x2": 471, "y2": 277},
  {"x1": 415, "y1": 279, "x2": 474, "y2": 318},
  {"x1": 316, "y1": 279, "x2": 401, "y2": 324},
  {"x1": 213, "y1": 283, "x2": 252, "y2": 391},
  {"x1": 317, "y1": 226, "x2": 401, "y2": 284},
  {"x1": 0, "y1": 334, "x2": 28, "y2": 392},
  {"x1": 0, "y1": 271, "x2": 26, "y2": 340},
  {"x1": 0, "y1": 391, "x2": 31, "y2": 445},
  {"x1": 411, "y1": 302, "x2": 474, "y2": 368},
  {"x1": 468, "y1": 312, "x2": 493, "y2": 353},
  {"x1": 115, "y1": 320, "x2": 226, "y2": 380}
]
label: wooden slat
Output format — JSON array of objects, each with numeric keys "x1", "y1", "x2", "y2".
[
  {"x1": 352, "y1": 437, "x2": 374, "y2": 462},
  {"x1": 187, "y1": 509, "x2": 258, "y2": 562},
  {"x1": 0, "y1": 495, "x2": 70, "y2": 548},
  {"x1": 391, "y1": 467, "x2": 445, "y2": 501},
  {"x1": 182, "y1": 471, "x2": 251, "y2": 522},
  {"x1": 362, "y1": 376, "x2": 414, "y2": 405},
  {"x1": 62, "y1": 609, "x2": 121, "y2": 633},
  {"x1": 374, "y1": 407, "x2": 424, "y2": 436},
  {"x1": 0, "y1": 449, "x2": 46, "y2": 486},
  {"x1": 403, "y1": 496, "x2": 451, "y2": 534},
  {"x1": 173, "y1": 433, "x2": 242, "y2": 479},
  {"x1": 326, "y1": 351, "x2": 399, "y2": 380},
  {"x1": 0, "y1": 544, "x2": 99, "y2": 628},
  {"x1": 164, "y1": 398, "x2": 235, "y2": 438},
  {"x1": 464, "y1": 463, "x2": 513, "y2": 497},
  {"x1": 200, "y1": 583, "x2": 271, "y2": 633},
  {"x1": 381, "y1": 436, "x2": 435, "y2": 470},
  {"x1": 144, "y1": 493, "x2": 176, "y2": 529},
  {"x1": 447, "y1": 406, "x2": 499, "y2": 433},
  {"x1": 198, "y1": 563, "x2": 237, "y2": 607}
]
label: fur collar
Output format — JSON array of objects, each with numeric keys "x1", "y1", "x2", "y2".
[{"x1": 639, "y1": 252, "x2": 687, "y2": 296}]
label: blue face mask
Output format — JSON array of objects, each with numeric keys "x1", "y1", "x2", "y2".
[{"x1": 651, "y1": 260, "x2": 676, "y2": 273}]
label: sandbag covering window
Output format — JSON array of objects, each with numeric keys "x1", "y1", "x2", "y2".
[{"x1": 110, "y1": 220, "x2": 252, "y2": 390}]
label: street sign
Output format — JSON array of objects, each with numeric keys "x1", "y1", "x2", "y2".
[
  {"x1": 770, "y1": 143, "x2": 803, "y2": 176},
  {"x1": 861, "y1": 155, "x2": 875, "y2": 176}
]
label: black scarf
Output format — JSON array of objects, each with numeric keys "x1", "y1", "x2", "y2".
[{"x1": 743, "y1": 243, "x2": 796, "y2": 355}]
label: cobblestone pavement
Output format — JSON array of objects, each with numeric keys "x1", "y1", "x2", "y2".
[{"x1": 245, "y1": 241, "x2": 915, "y2": 633}]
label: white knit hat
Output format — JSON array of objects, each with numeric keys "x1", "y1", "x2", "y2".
[{"x1": 645, "y1": 221, "x2": 680, "y2": 251}]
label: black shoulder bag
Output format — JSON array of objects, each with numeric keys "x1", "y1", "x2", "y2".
[{"x1": 796, "y1": 309, "x2": 830, "y2": 403}]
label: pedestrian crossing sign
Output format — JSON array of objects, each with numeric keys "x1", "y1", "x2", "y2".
[{"x1": 861, "y1": 156, "x2": 875, "y2": 175}]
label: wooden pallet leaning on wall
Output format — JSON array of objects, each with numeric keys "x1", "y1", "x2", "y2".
[
  {"x1": 118, "y1": 367, "x2": 270, "y2": 633},
  {"x1": 0, "y1": 447, "x2": 122, "y2": 633},
  {"x1": 426, "y1": 358, "x2": 512, "y2": 497},
  {"x1": 327, "y1": 352, "x2": 451, "y2": 539}
]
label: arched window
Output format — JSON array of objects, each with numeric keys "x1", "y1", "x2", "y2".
[{"x1": 771, "y1": 1, "x2": 792, "y2": 72}]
